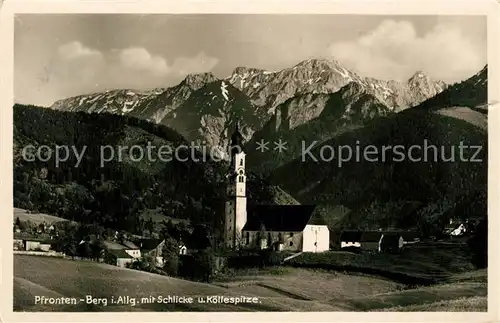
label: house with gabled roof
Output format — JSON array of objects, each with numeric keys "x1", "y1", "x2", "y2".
[
  {"x1": 102, "y1": 239, "x2": 141, "y2": 267},
  {"x1": 104, "y1": 249, "x2": 134, "y2": 268},
  {"x1": 14, "y1": 232, "x2": 55, "y2": 251},
  {"x1": 339, "y1": 230, "x2": 362, "y2": 249},
  {"x1": 121, "y1": 240, "x2": 141, "y2": 258},
  {"x1": 400, "y1": 231, "x2": 421, "y2": 244},
  {"x1": 380, "y1": 232, "x2": 404, "y2": 253},
  {"x1": 139, "y1": 238, "x2": 165, "y2": 267},
  {"x1": 360, "y1": 231, "x2": 384, "y2": 252}
]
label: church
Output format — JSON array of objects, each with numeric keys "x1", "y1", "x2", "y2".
[{"x1": 221, "y1": 125, "x2": 330, "y2": 253}]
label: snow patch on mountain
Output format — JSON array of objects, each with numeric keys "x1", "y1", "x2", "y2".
[{"x1": 220, "y1": 81, "x2": 230, "y2": 101}]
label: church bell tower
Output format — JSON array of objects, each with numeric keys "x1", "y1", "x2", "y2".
[{"x1": 223, "y1": 124, "x2": 247, "y2": 250}]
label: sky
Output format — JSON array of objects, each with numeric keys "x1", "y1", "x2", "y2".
[{"x1": 14, "y1": 14, "x2": 487, "y2": 106}]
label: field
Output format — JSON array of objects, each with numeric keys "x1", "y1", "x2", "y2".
[
  {"x1": 286, "y1": 243, "x2": 477, "y2": 284},
  {"x1": 13, "y1": 208, "x2": 73, "y2": 225},
  {"x1": 14, "y1": 255, "x2": 340, "y2": 311},
  {"x1": 14, "y1": 250, "x2": 487, "y2": 312}
]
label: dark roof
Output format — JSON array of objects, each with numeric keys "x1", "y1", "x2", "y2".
[
  {"x1": 140, "y1": 238, "x2": 164, "y2": 251},
  {"x1": 14, "y1": 232, "x2": 54, "y2": 243},
  {"x1": 242, "y1": 205, "x2": 320, "y2": 232},
  {"x1": 339, "y1": 230, "x2": 362, "y2": 242},
  {"x1": 360, "y1": 231, "x2": 383, "y2": 242},
  {"x1": 381, "y1": 232, "x2": 402, "y2": 244},
  {"x1": 107, "y1": 249, "x2": 133, "y2": 259},
  {"x1": 383, "y1": 231, "x2": 402, "y2": 237},
  {"x1": 122, "y1": 240, "x2": 139, "y2": 249},
  {"x1": 400, "y1": 231, "x2": 421, "y2": 240},
  {"x1": 103, "y1": 240, "x2": 126, "y2": 250}
]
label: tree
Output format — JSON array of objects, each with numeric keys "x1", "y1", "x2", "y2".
[
  {"x1": 90, "y1": 239, "x2": 105, "y2": 261},
  {"x1": 116, "y1": 231, "x2": 126, "y2": 244},
  {"x1": 63, "y1": 240, "x2": 77, "y2": 259},
  {"x1": 162, "y1": 236, "x2": 180, "y2": 276},
  {"x1": 145, "y1": 217, "x2": 155, "y2": 236},
  {"x1": 190, "y1": 225, "x2": 211, "y2": 250},
  {"x1": 193, "y1": 249, "x2": 216, "y2": 282},
  {"x1": 77, "y1": 241, "x2": 92, "y2": 259},
  {"x1": 468, "y1": 217, "x2": 487, "y2": 268}
]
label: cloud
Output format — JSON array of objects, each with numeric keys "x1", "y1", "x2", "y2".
[
  {"x1": 118, "y1": 47, "x2": 170, "y2": 76},
  {"x1": 328, "y1": 20, "x2": 486, "y2": 83},
  {"x1": 57, "y1": 41, "x2": 102, "y2": 61},
  {"x1": 170, "y1": 52, "x2": 220, "y2": 76},
  {"x1": 36, "y1": 42, "x2": 220, "y2": 104}
]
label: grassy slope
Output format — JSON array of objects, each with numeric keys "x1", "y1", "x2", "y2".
[
  {"x1": 14, "y1": 208, "x2": 73, "y2": 225},
  {"x1": 14, "y1": 254, "x2": 486, "y2": 312},
  {"x1": 373, "y1": 269, "x2": 487, "y2": 312},
  {"x1": 13, "y1": 255, "x2": 340, "y2": 312},
  {"x1": 436, "y1": 107, "x2": 487, "y2": 131},
  {"x1": 286, "y1": 244, "x2": 477, "y2": 284},
  {"x1": 213, "y1": 265, "x2": 486, "y2": 312},
  {"x1": 216, "y1": 267, "x2": 403, "y2": 304}
]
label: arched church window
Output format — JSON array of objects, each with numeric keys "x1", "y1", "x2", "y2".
[
  {"x1": 240, "y1": 159, "x2": 243, "y2": 166},
  {"x1": 238, "y1": 176, "x2": 244, "y2": 182}
]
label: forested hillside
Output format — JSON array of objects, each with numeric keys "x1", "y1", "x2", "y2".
[{"x1": 13, "y1": 104, "x2": 276, "y2": 235}]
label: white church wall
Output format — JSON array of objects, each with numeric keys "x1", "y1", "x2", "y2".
[{"x1": 302, "y1": 225, "x2": 330, "y2": 252}]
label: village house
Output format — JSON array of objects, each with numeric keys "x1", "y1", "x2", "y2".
[
  {"x1": 139, "y1": 238, "x2": 165, "y2": 267},
  {"x1": 13, "y1": 232, "x2": 54, "y2": 251},
  {"x1": 339, "y1": 230, "x2": 380, "y2": 252},
  {"x1": 340, "y1": 230, "x2": 411, "y2": 253},
  {"x1": 380, "y1": 232, "x2": 404, "y2": 253},
  {"x1": 102, "y1": 240, "x2": 141, "y2": 267},
  {"x1": 122, "y1": 240, "x2": 141, "y2": 258},
  {"x1": 360, "y1": 231, "x2": 384, "y2": 252},
  {"x1": 339, "y1": 230, "x2": 362, "y2": 249},
  {"x1": 221, "y1": 125, "x2": 330, "y2": 253},
  {"x1": 104, "y1": 249, "x2": 134, "y2": 268},
  {"x1": 401, "y1": 231, "x2": 421, "y2": 244}
]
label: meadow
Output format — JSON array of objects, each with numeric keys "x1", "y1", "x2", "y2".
[
  {"x1": 14, "y1": 208, "x2": 73, "y2": 225},
  {"x1": 14, "y1": 247, "x2": 486, "y2": 312},
  {"x1": 285, "y1": 243, "x2": 477, "y2": 285}
]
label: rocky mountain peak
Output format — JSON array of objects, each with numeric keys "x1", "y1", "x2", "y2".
[
  {"x1": 182, "y1": 72, "x2": 218, "y2": 91},
  {"x1": 293, "y1": 58, "x2": 342, "y2": 70},
  {"x1": 408, "y1": 70, "x2": 428, "y2": 80},
  {"x1": 232, "y1": 66, "x2": 268, "y2": 76}
]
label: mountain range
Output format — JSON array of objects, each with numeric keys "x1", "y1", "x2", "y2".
[
  {"x1": 49, "y1": 59, "x2": 448, "y2": 151},
  {"x1": 17, "y1": 58, "x2": 488, "y2": 234}
]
